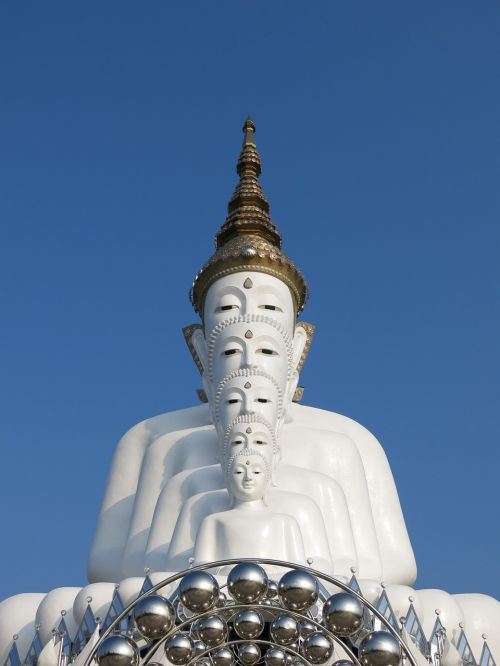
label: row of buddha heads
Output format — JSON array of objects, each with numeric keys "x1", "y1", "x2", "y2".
[{"x1": 185, "y1": 271, "x2": 312, "y2": 505}]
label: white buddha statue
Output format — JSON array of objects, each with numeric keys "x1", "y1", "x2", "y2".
[{"x1": 1, "y1": 118, "x2": 499, "y2": 664}]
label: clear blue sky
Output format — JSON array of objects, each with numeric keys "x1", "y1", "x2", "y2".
[{"x1": 1, "y1": 2, "x2": 499, "y2": 602}]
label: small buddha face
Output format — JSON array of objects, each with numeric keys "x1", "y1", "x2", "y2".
[
  {"x1": 221, "y1": 417, "x2": 277, "y2": 466},
  {"x1": 203, "y1": 272, "x2": 295, "y2": 338},
  {"x1": 228, "y1": 453, "x2": 269, "y2": 503},
  {"x1": 214, "y1": 372, "x2": 282, "y2": 433},
  {"x1": 207, "y1": 318, "x2": 292, "y2": 394}
]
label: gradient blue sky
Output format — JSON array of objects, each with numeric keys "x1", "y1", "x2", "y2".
[{"x1": 1, "y1": 2, "x2": 499, "y2": 602}]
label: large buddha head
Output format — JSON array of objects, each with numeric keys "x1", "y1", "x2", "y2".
[{"x1": 184, "y1": 119, "x2": 313, "y2": 438}]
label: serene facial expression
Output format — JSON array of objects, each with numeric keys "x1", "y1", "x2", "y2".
[
  {"x1": 214, "y1": 373, "x2": 282, "y2": 433},
  {"x1": 203, "y1": 272, "x2": 295, "y2": 338},
  {"x1": 229, "y1": 454, "x2": 268, "y2": 502},
  {"x1": 207, "y1": 319, "x2": 291, "y2": 393},
  {"x1": 221, "y1": 419, "x2": 276, "y2": 466}
]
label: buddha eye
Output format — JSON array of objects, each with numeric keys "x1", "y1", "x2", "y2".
[
  {"x1": 217, "y1": 304, "x2": 239, "y2": 312},
  {"x1": 258, "y1": 348, "x2": 278, "y2": 356},
  {"x1": 224, "y1": 349, "x2": 240, "y2": 356},
  {"x1": 227, "y1": 398, "x2": 240, "y2": 404},
  {"x1": 233, "y1": 439, "x2": 244, "y2": 445},
  {"x1": 255, "y1": 440, "x2": 264, "y2": 445},
  {"x1": 256, "y1": 398, "x2": 270, "y2": 404},
  {"x1": 259, "y1": 305, "x2": 283, "y2": 312}
]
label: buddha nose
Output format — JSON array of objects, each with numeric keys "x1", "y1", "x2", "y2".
[
  {"x1": 243, "y1": 393, "x2": 255, "y2": 415},
  {"x1": 242, "y1": 346, "x2": 258, "y2": 369}
]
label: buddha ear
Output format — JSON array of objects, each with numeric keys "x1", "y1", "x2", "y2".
[
  {"x1": 293, "y1": 322, "x2": 315, "y2": 372},
  {"x1": 190, "y1": 326, "x2": 209, "y2": 372},
  {"x1": 291, "y1": 325, "x2": 308, "y2": 372}
]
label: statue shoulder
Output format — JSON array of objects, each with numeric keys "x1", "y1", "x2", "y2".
[
  {"x1": 116, "y1": 404, "x2": 212, "y2": 449},
  {"x1": 289, "y1": 403, "x2": 385, "y2": 454}
]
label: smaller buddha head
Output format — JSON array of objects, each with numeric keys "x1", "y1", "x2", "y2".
[
  {"x1": 225, "y1": 449, "x2": 271, "y2": 504},
  {"x1": 221, "y1": 413, "x2": 279, "y2": 467}
]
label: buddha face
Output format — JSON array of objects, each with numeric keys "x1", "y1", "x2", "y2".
[
  {"x1": 227, "y1": 452, "x2": 269, "y2": 503},
  {"x1": 203, "y1": 272, "x2": 295, "y2": 338},
  {"x1": 221, "y1": 416, "x2": 277, "y2": 466},
  {"x1": 214, "y1": 371, "x2": 282, "y2": 434}
]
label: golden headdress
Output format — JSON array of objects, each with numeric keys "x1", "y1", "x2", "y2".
[{"x1": 190, "y1": 118, "x2": 309, "y2": 317}]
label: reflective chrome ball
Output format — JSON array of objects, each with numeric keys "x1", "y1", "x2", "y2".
[
  {"x1": 266, "y1": 580, "x2": 278, "y2": 598},
  {"x1": 164, "y1": 634, "x2": 194, "y2": 665},
  {"x1": 96, "y1": 636, "x2": 139, "y2": 666},
  {"x1": 212, "y1": 647, "x2": 235, "y2": 666},
  {"x1": 278, "y1": 570, "x2": 319, "y2": 611},
  {"x1": 193, "y1": 614, "x2": 227, "y2": 647},
  {"x1": 227, "y1": 563, "x2": 268, "y2": 603},
  {"x1": 323, "y1": 592, "x2": 364, "y2": 637},
  {"x1": 333, "y1": 661, "x2": 355, "y2": 666},
  {"x1": 192, "y1": 640, "x2": 207, "y2": 657},
  {"x1": 179, "y1": 571, "x2": 219, "y2": 612},
  {"x1": 216, "y1": 591, "x2": 227, "y2": 607},
  {"x1": 302, "y1": 632, "x2": 333, "y2": 665},
  {"x1": 270, "y1": 614, "x2": 300, "y2": 645},
  {"x1": 238, "y1": 643, "x2": 261, "y2": 666},
  {"x1": 194, "y1": 660, "x2": 212, "y2": 666},
  {"x1": 264, "y1": 647, "x2": 287, "y2": 666},
  {"x1": 359, "y1": 631, "x2": 401, "y2": 666},
  {"x1": 299, "y1": 620, "x2": 316, "y2": 638},
  {"x1": 234, "y1": 609, "x2": 264, "y2": 639},
  {"x1": 132, "y1": 594, "x2": 174, "y2": 640}
]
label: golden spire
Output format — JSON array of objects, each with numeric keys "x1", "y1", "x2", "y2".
[{"x1": 190, "y1": 118, "x2": 308, "y2": 317}]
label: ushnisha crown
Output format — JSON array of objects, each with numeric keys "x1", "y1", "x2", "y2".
[{"x1": 190, "y1": 118, "x2": 309, "y2": 317}]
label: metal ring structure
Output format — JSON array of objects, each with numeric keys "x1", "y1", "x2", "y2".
[{"x1": 84, "y1": 558, "x2": 418, "y2": 666}]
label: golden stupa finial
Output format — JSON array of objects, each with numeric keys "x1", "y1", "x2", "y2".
[{"x1": 190, "y1": 118, "x2": 308, "y2": 317}]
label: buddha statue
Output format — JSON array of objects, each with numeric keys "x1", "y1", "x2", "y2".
[{"x1": 1, "y1": 119, "x2": 499, "y2": 665}]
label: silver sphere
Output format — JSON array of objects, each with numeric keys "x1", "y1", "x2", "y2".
[
  {"x1": 234, "y1": 609, "x2": 265, "y2": 639},
  {"x1": 179, "y1": 571, "x2": 219, "y2": 613},
  {"x1": 238, "y1": 643, "x2": 262, "y2": 666},
  {"x1": 270, "y1": 614, "x2": 300, "y2": 646},
  {"x1": 132, "y1": 594, "x2": 174, "y2": 640},
  {"x1": 193, "y1": 614, "x2": 227, "y2": 647},
  {"x1": 192, "y1": 640, "x2": 207, "y2": 657},
  {"x1": 299, "y1": 620, "x2": 316, "y2": 638},
  {"x1": 278, "y1": 570, "x2": 319, "y2": 612},
  {"x1": 194, "y1": 660, "x2": 212, "y2": 666},
  {"x1": 96, "y1": 636, "x2": 139, "y2": 666},
  {"x1": 264, "y1": 648, "x2": 287, "y2": 666},
  {"x1": 323, "y1": 592, "x2": 364, "y2": 637},
  {"x1": 212, "y1": 647, "x2": 235, "y2": 666},
  {"x1": 227, "y1": 563, "x2": 268, "y2": 603},
  {"x1": 164, "y1": 634, "x2": 194, "y2": 665},
  {"x1": 359, "y1": 631, "x2": 401, "y2": 666},
  {"x1": 333, "y1": 661, "x2": 355, "y2": 666},
  {"x1": 302, "y1": 632, "x2": 333, "y2": 665},
  {"x1": 216, "y1": 591, "x2": 227, "y2": 607},
  {"x1": 266, "y1": 580, "x2": 278, "y2": 598}
]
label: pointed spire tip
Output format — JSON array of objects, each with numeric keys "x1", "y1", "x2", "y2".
[{"x1": 242, "y1": 116, "x2": 256, "y2": 145}]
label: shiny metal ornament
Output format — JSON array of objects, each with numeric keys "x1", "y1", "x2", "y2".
[
  {"x1": 216, "y1": 591, "x2": 227, "y2": 607},
  {"x1": 96, "y1": 635, "x2": 139, "y2": 666},
  {"x1": 164, "y1": 634, "x2": 194, "y2": 665},
  {"x1": 302, "y1": 632, "x2": 333, "y2": 665},
  {"x1": 178, "y1": 571, "x2": 219, "y2": 612},
  {"x1": 212, "y1": 647, "x2": 235, "y2": 666},
  {"x1": 192, "y1": 640, "x2": 207, "y2": 657},
  {"x1": 264, "y1": 647, "x2": 287, "y2": 666},
  {"x1": 270, "y1": 614, "x2": 300, "y2": 645},
  {"x1": 299, "y1": 620, "x2": 316, "y2": 638},
  {"x1": 193, "y1": 614, "x2": 227, "y2": 647},
  {"x1": 234, "y1": 609, "x2": 265, "y2": 639},
  {"x1": 278, "y1": 570, "x2": 319, "y2": 611},
  {"x1": 227, "y1": 562, "x2": 268, "y2": 603},
  {"x1": 359, "y1": 631, "x2": 401, "y2": 666},
  {"x1": 132, "y1": 594, "x2": 174, "y2": 640},
  {"x1": 322, "y1": 592, "x2": 364, "y2": 637},
  {"x1": 238, "y1": 643, "x2": 262, "y2": 666},
  {"x1": 194, "y1": 660, "x2": 212, "y2": 666},
  {"x1": 332, "y1": 661, "x2": 355, "y2": 666},
  {"x1": 266, "y1": 580, "x2": 278, "y2": 598}
]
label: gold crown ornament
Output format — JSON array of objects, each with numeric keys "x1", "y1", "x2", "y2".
[{"x1": 190, "y1": 118, "x2": 309, "y2": 318}]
